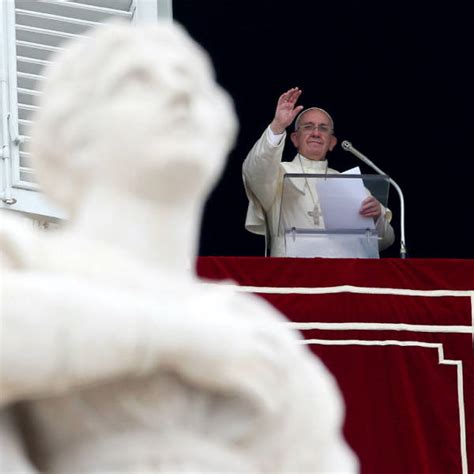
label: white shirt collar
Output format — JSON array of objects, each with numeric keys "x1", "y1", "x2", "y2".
[{"x1": 297, "y1": 154, "x2": 329, "y2": 172}]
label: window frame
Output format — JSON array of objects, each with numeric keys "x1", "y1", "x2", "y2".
[{"x1": 1, "y1": 0, "x2": 172, "y2": 220}]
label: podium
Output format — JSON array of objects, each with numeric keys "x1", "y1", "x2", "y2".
[{"x1": 276, "y1": 173, "x2": 390, "y2": 258}]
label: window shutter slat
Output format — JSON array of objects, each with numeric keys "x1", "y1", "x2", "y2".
[{"x1": 1, "y1": 0, "x2": 171, "y2": 219}]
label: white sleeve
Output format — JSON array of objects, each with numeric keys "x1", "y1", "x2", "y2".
[
  {"x1": 375, "y1": 208, "x2": 395, "y2": 251},
  {"x1": 266, "y1": 127, "x2": 285, "y2": 147},
  {"x1": 242, "y1": 125, "x2": 286, "y2": 212}
]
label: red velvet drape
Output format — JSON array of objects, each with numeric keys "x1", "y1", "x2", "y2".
[{"x1": 197, "y1": 257, "x2": 474, "y2": 474}]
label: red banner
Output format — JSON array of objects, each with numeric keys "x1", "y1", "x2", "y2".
[{"x1": 197, "y1": 257, "x2": 474, "y2": 474}]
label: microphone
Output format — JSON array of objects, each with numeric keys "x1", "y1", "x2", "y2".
[{"x1": 341, "y1": 140, "x2": 407, "y2": 258}]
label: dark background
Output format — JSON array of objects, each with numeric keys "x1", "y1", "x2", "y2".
[{"x1": 173, "y1": 0, "x2": 473, "y2": 259}]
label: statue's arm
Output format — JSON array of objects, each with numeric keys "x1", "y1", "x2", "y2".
[{"x1": 0, "y1": 273, "x2": 286, "y2": 413}]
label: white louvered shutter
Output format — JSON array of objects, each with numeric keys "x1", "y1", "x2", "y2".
[{"x1": 1, "y1": 0, "x2": 172, "y2": 220}]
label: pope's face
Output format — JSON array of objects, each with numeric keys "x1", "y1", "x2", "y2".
[{"x1": 290, "y1": 109, "x2": 337, "y2": 161}]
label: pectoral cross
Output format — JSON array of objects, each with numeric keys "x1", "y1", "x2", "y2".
[{"x1": 308, "y1": 205, "x2": 321, "y2": 225}]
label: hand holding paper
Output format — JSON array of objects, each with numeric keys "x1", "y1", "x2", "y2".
[
  {"x1": 315, "y1": 167, "x2": 375, "y2": 230},
  {"x1": 359, "y1": 195, "x2": 382, "y2": 219}
]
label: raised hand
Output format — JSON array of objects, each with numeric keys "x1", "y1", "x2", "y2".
[{"x1": 270, "y1": 87, "x2": 304, "y2": 134}]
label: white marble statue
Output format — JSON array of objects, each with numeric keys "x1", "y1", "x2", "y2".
[{"x1": 0, "y1": 21, "x2": 358, "y2": 473}]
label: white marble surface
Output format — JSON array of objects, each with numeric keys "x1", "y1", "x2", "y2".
[{"x1": 0, "y1": 21, "x2": 357, "y2": 473}]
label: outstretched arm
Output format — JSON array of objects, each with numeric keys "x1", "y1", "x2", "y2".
[
  {"x1": 0, "y1": 272, "x2": 295, "y2": 415},
  {"x1": 243, "y1": 88, "x2": 304, "y2": 212}
]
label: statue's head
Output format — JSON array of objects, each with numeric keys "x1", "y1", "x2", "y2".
[{"x1": 30, "y1": 21, "x2": 238, "y2": 217}]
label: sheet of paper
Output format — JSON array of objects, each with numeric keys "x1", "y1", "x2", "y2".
[{"x1": 315, "y1": 166, "x2": 375, "y2": 230}]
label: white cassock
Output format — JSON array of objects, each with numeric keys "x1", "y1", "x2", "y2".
[{"x1": 242, "y1": 126, "x2": 395, "y2": 257}]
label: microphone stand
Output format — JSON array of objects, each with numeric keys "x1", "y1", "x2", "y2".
[{"x1": 341, "y1": 141, "x2": 407, "y2": 258}]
